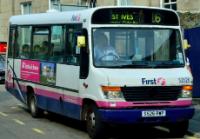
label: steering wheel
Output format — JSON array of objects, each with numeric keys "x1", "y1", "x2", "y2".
[{"x1": 98, "y1": 52, "x2": 119, "y2": 61}]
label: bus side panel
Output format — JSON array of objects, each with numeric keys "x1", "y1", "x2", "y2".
[
  {"x1": 63, "y1": 93, "x2": 82, "y2": 120},
  {"x1": 14, "y1": 59, "x2": 28, "y2": 103},
  {"x1": 56, "y1": 64, "x2": 81, "y2": 119},
  {"x1": 6, "y1": 87, "x2": 27, "y2": 104},
  {"x1": 5, "y1": 58, "x2": 15, "y2": 90},
  {"x1": 56, "y1": 64, "x2": 79, "y2": 92},
  {"x1": 13, "y1": 59, "x2": 21, "y2": 80},
  {"x1": 34, "y1": 86, "x2": 82, "y2": 120},
  {"x1": 6, "y1": 59, "x2": 28, "y2": 104},
  {"x1": 9, "y1": 59, "x2": 82, "y2": 120},
  {"x1": 35, "y1": 92, "x2": 47, "y2": 110},
  {"x1": 7, "y1": 82, "x2": 83, "y2": 120}
]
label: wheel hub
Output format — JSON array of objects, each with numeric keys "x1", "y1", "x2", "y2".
[{"x1": 30, "y1": 97, "x2": 36, "y2": 113}]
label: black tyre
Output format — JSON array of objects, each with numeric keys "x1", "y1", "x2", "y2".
[
  {"x1": 84, "y1": 104, "x2": 107, "y2": 139},
  {"x1": 28, "y1": 93, "x2": 43, "y2": 118},
  {"x1": 168, "y1": 120, "x2": 189, "y2": 138}
]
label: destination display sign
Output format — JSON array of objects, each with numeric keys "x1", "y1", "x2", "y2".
[{"x1": 92, "y1": 8, "x2": 179, "y2": 26}]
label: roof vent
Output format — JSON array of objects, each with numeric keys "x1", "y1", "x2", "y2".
[
  {"x1": 46, "y1": 9, "x2": 59, "y2": 13},
  {"x1": 116, "y1": 0, "x2": 133, "y2": 6}
]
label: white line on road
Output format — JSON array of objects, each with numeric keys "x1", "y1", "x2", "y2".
[
  {"x1": 17, "y1": 104, "x2": 23, "y2": 107},
  {"x1": 154, "y1": 126, "x2": 169, "y2": 132},
  {"x1": 13, "y1": 119, "x2": 25, "y2": 125},
  {"x1": 32, "y1": 128, "x2": 45, "y2": 135},
  {"x1": 0, "y1": 112, "x2": 8, "y2": 117},
  {"x1": 10, "y1": 106, "x2": 17, "y2": 109},
  {"x1": 185, "y1": 136, "x2": 199, "y2": 139}
]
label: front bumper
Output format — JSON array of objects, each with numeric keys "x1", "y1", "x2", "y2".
[{"x1": 99, "y1": 106, "x2": 195, "y2": 124}]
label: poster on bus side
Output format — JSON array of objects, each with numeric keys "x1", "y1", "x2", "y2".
[
  {"x1": 20, "y1": 60, "x2": 40, "y2": 83},
  {"x1": 40, "y1": 62, "x2": 56, "y2": 85}
]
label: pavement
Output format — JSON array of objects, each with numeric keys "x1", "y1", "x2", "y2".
[
  {"x1": 193, "y1": 98, "x2": 200, "y2": 105},
  {"x1": 188, "y1": 99, "x2": 200, "y2": 138}
]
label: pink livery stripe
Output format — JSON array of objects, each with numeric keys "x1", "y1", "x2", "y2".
[
  {"x1": 35, "y1": 88, "x2": 83, "y2": 105},
  {"x1": 6, "y1": 81, "x2": 83, "y2": 106},
  {"x1": 96, "y1": 100, "x2": 192, "y2": 108},
  {"x1": 6, "y1": 82, "x2": 192, "y2": 109}
]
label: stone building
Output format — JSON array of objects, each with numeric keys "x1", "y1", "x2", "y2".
[{"x1": 0, "y1": 0, "x2": 199, "y2": 41}]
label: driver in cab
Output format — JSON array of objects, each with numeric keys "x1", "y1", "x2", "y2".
[{"x1": 93, "y1": 31, "x2": 119, "y2": 63}]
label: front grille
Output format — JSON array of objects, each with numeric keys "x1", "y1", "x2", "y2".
[{"x1": 121, "y1": 86, "x2": 182, "y2": 101}]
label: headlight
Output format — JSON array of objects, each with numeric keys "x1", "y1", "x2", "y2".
[
  {"x1": 180, "y1": 85, "x2": 192, "y2": 98},
  {"x1": 102, "y1": 86, "x2": 124, "y2": 100}
]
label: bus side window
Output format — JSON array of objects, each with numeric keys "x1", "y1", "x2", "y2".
[
  {"x1": 32, "y1": 27, "x2": 50, "y2": 60},
  {"x1": 8, "y1": 27, "x2": 17, "y2": 58},
  {"x1": 21, "y1": 44, "x2": 30, "y2": 58},
  {"x1": 16, "y1": 26, "x2": 32, "y2": 59},
  {"x1": 49, "y1": 25, "x2": 65, "y2": 63},
  {"x1": 65, "y1": 24, "x2": 82, "y2": 65}
]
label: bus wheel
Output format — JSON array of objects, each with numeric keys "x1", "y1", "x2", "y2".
[
  {"x1": 168, "y1": 120, "x2": 189, "y2": 138},
  {"x1": 84, "y1": 104, "x2": 107, "y2": 139},
  {"x1": 29, "y1": 93, "x2": 42, "y2": 118}
]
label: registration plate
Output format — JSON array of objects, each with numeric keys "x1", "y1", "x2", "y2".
[{"x1": 142, "y1": 110, "x2": 166, "y2": 118}]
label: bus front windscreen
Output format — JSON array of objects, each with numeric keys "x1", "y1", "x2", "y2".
[{"x1": 93, "y1": 28, "x2": 185, "y2": 68}]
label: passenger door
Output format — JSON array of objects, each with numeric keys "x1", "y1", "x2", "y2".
[
  {"x1": 55, "y1": 24, "x2": 82, "y2": 91},
  {"x1": 55, "y1": 24, "x2": 82, "y2": 118},
  {"x1": 6, "y1": 26, "x2": 17, "y2": 89}
]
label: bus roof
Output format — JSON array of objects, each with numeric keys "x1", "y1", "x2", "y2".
[{"x1": 9, "y1": 6, "x2": 180, "y2": 26}]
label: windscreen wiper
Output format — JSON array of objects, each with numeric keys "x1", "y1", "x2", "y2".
[{"x1": 118, "y1": 63, "x2": 151, "y2": 68}]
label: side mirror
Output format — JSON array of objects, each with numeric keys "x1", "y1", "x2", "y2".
[
  {"x1": 77, "y1": 36, "x2": 86, "y2": 48},
  {"x1": 183, "y1": 39, "x2": 191, "y2": 50}
]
